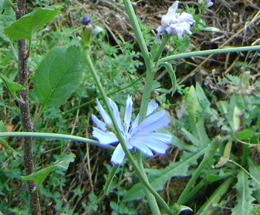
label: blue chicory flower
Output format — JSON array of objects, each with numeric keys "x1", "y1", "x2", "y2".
[
  {"x1": 91, "y1": 96, "x2": 172, "y2": 165},
  {"x1": 156, "y1": 1, "x2": 195, "y2": 43}
]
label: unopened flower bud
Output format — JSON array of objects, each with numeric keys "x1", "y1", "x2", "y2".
[{"x1": 80, "y1": 15, "x2": 93, "y2": 47}]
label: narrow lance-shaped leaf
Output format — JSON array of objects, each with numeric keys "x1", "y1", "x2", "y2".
[{"x1": 4, "y1": 6, "x2": 62, "y2": 40}]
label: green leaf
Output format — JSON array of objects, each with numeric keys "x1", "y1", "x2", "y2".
[
  {"x1": 171, "y1": 133, "x2": 197, "y2": 152},
  {"x1": 181, "y1": 128, "x2": 206, "y2": 148},
  {"x1": 228, "y1": 95, "x2": 244, "y2": 132},
  {"x1": 0, "y1": 121, "x2": 19, "y2": 157},
  {"x1": 0, "y1": 0, "x2": 16, "y2": 41},
  {"x1": 236, "y1": 129, "x2": 253, "y2": 141},
  {"x1": 122, "y1": 148, "x2": 207, "y2": 202},
  {"x1": 21, "y1": 153, "x2": 75, "y2": 189},
  {"x1": 186, "y1": 86, "x2": 210, "y2": 143},
  {"x1": 103, "y1": 165, "x2": 119, "y2": 194},
  {"x1": 177, "y1": 37, "x2": 190, "y2": 52},
  {"x1": 233, "y1": 106, "x2": 241, "y2": 132},
  {"x1": 196, "y1": 177, "x2": 233, "y2": 215},
  {"x1": 248, "y1": 157, "x2": 260, "y2": 189},
  {"x1": 0, "y1": 75, "x2": 25, "y2": 94},
  {"x1": 213, "y1": 141, "x2": 232, "y2": 168},
  {"x1": 248, "y1": 157, "x2": 260, "y2": 203},
  {"x1": 159, "y1": 62, "x2": 176, "y2": 96},
  {"x1": 162, "y1": 203, "x2": 193, "y2": 215},
  {"x1": 203, "y1": 27, "x2": 221, "y2": 32},
  {"x1": 4, "y1": 6, "x2": 61, "y2": 40},
  {"x1": 34, "y1": 45, "x2": 86, "y2": 108},
  {"x1": 232, "y1": 170, "x2": 254, "y2": 214},
  {"x1": 196, "y1": 83, "x2": 218, "y2": 122}
]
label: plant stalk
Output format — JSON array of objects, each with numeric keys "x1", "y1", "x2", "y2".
[
  {"x1": 122, "y1": 1, "x2": 163, "y2": 214},
  {"x1": 16, "y1": 0, "x2": 40, "y2": 214}
]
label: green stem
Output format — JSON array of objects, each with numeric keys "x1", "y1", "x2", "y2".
[
  {"x1": 177, "y1": 136, "x2": 221, "y2": 205},
  {"x1": 0, "y1": 132, "x2": 111, "y2": 148},
  {"x1": 123, "y1": 1, "x2": 166, "y2": 214},
  {"x1": 81, "y1": 49, "x2": 172, "y2": 214},
  {"x1": 160, "y1": 45, "x2": 260, "y2": 62},
  {"x1": 123, "y1": 0, "x2": 150, "y2": 70},
  {"x1": 153, "y1": 35, "x2": 169, "y2": 62}
]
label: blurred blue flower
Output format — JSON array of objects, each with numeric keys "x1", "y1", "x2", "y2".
[
  {"x1": 156, "y1": 1, "x2": 195, "y2": 43},
  {"x1": 91, "y1": 96, "x2": 172, "y2": 165},
  {"x1": 206, "y1": 0, "x2": 214, "y2": 7}
]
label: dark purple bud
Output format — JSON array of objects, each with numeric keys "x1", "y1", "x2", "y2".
[
  {"x1": 22, "y1": 184, "x2": 27, "y2": 191},
  {"x1": 80, "y1": 15, "x2": 92, "y2": 26},
  {"x1": 28, "y1": 69, "x2": 33, "y2": 73}
]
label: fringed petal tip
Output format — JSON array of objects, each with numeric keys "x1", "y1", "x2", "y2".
[{"x1": 92, "y1": 128, "x2": 118, "y2": 145}]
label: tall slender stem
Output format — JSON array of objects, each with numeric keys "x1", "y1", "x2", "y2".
[
  {"x1": 16, "y1": 0, "x2": 40, "y2": 214},
  {"x1": 123, "y1": 1, "x2": 163, "y2": 214}
]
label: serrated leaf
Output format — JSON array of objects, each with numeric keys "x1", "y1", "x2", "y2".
[
  {"x1": 248, "y1": 157, "x2": 260, "y2": 189},
  {"x1": 0, "y1": 121, "x2": 19, "y2": 157},
  {"x1": 248, "y1": 157, "x2": 260, "y2": 203},
  {"x1": 34, "y1": 45, "x2": 86, "y2": 108},
  {"x1": 122, "y1": 148, "x2": 207, "y2": 202},
  {"x1": 4, "y1": 6, "x2": 61, "y2": 40},
  {"x1": 232, "y1": 170, "x2": 254, "y2": 214},
  {"x1": 21, "y1": 153, "x2": 75, "y2": 189},
  {"x1": 54, "y1": 153, "x2": 75, "y2": 170}
]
